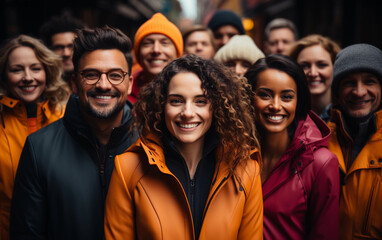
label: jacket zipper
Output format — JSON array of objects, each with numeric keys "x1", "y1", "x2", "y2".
[
  {"x1": 362, "y1": 178, "x2": 379, "y2": 235},
  {"x1": 202, "y1": 175, "x2": 229, "y2": 220}
]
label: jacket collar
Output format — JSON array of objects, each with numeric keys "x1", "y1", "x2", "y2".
[{"x1": 63, "y1": 94, "x2": 134, "y2": 148}]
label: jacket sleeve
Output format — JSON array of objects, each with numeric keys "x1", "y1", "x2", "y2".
[
  {"x1": 104, "y1": 155, "x2": 136, "y2": 240},
  {"x1": 308, "y1": 148, "x2": 340, "y2": 240},
  {"x1": 10, "y1": 137, "x2": 47, "y2": 240},
  {"x1": 237, "y1": 161, "x2": 263, "y2": 240}
]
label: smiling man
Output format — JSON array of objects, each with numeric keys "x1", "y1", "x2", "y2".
[
  {"x1": 10, "y1": 26, "x2": 138, "y2": 240},
  {"x1": 327, "y1": 43, "x2": 382, "y2": 240},
  {"x1": 128, "y1": 13, "x2": 183, "y2": 104}
]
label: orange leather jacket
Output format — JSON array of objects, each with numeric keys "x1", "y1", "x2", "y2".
[
  {"x1": 328, "y1": 109, "x2": 382, "y2": 239},
  {"x1": 105, "y1": 134, "x2": 263, "y2": 240},
  {"x1": 0, "y1": 96, "x2": 64, "y2": 240}
]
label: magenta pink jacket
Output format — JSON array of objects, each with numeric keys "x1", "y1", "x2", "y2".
[{"x1": 263, "y1": 111, "x2": 340, "y2": 240}]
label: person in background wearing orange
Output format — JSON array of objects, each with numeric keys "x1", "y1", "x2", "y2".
[
  {"x1": 128, "y1": 13, "x2": 183, "y2": 104},
  {"x1": 0, "y1": 35, "x2": 70, "y2": 240},
  {"x1": 183, "y1": 25, "x2": 216, "y2": 59},
  {"x1": 105, "y1": 55, "x2": 263, "y2": 240},
  {"x1": 288, "y1": 34, "x2": 341, "y2": 122}
]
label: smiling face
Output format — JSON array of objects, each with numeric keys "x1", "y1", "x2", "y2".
[
  {"x1": 72, "y1": 49, "x2": 132, "y2": 119},
  {"x1": 165, "y1": 72, "x2": 213, "y2": 147},
  {"x1": 138, "y1": 34, "x2": 178, "y2": 77},
  {"x1": 6, "y1": 46, "x2": 46, "y2": 104},
  {"x1": 265, "y1": 28, "x2": 295, "y2": 55},
  {"x1": 338, "y1": 72, "x2": 381, "y2": 120},
  {"x1": 297, "y1": 45, "x2": 333, "y2": 96},
  {"x1": 253, "y1": 68, "x2": 297, "y2": 134},
  {"x1": 184, "y1": 31, "x2": 215, "y2": 59}
]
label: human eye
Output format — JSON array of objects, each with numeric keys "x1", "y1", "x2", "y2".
[
  {"x1": 31, "y1": 64, "x2": 43, "y2": 72},
  {"x1": 52, "y1": 45, "x2": 65, "y2": 51},
  {"x1": 255, "y1": 90, "x2": 271, "y2": 99},
  {"x1": 168, "y1": 96, "x2": 183, "y2": 105},
  {"x1": 281, "y1": 93, "x2": 295, "y2": 101},
  {"x1": 299, "y1": 63, "x2": 309, "y2": 70},
  {"x1": 82, "y1": 70, "x2": 100, "y2": 80},
  {"x1": 317, "y1": 62, "x2": 329, "y2": 68},
  {"x1": 195, "y1": 97, "x2": 208, "y2": 105},
  {"x1": 9, "y1": 67, "x2": 23, "y2": 73},
  {"x1": 108, "y1": 70, "x2": 123, "y2": 80},
  {"x1": 224, "y1": 61, "x2": 235, "y2": 68},
  {"x1": 364, "y1": 76, "x2": 379, "y2": 85}
]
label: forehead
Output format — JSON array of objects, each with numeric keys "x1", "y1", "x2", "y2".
[
  {"x1": 51, "y1": 32, "x2": 76, "y2": 45},
  {"x1": 268, "y1": 28, "x2": 295, "y2": 40},
  {"x1": 214, "y1": 25, "x2": 240, "y2": 35},
  {"x1": 8, "y1": 46, "x2": 40, "y2": 65},
  {"x1": 167, "y1": 72, "x2": 204, "y2": 94},
  {"x1": 187, "y1": 31, "x2": 210, "y2": 42},
  {"x1": 78, "y1": 49, "x2": 128, "y2": 70},
  {"x1": 256, "y1": 69, "x2": 297, "y2": 90},
  {"x1": 142, "y1": 33, "x2": 172, "y2": 42}
]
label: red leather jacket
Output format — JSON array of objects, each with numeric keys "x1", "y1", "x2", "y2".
[{"x1": 263, "y1": 111, "x2": 340, "y2": 240}]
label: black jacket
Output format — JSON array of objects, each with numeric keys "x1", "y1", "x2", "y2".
[{"x1": 10, "y1": 94, "x2": 138, "y2": 240}]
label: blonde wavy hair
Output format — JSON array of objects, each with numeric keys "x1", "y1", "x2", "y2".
[
  {"x1": 133, "y1": 54, "x2": 260, "y2": 171},
  {"x1": 0, "y1": 34, "x2": 70, "y2": 112}
]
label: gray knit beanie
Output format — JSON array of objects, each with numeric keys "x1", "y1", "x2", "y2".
[
  {"x1": 214, "y1": 35, "x2": 265, "y2": 64},
  {"x1": 332, "y1": 43, "x2": 382, "y2": 98}
]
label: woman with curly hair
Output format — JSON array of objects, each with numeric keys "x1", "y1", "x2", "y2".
[
  {"x1": 0, "y1": 34, "x2": 70, "y2": 239},
  {"x1": 245, "y1": 54, "x2": 339, "y2": 239},
  {"x1": 105, "y1": 54, "x2": 263, "y2": 240}
]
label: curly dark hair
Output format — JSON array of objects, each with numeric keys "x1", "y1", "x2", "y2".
[{"x1": 133, "y1": 54, "x2": 260, "y2": 169}]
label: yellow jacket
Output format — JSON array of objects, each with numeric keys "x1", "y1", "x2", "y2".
[
  {"x1": 328, "y1": 109, "x2": 382, "y2": 240},
  {"x1": 0, "y1": 96, "x2": 65, "y2": 240},
  {"x1": 105, "y1": 134, "x2": 263, "y2": 240}
]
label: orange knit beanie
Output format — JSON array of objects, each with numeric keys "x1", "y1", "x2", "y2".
[{"x1": 134, "y1": 13, "x2": 183, "y2": 60}]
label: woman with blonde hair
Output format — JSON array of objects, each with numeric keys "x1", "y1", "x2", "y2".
[
  {"x1": 105, "y1": 54, "x2": 263, "y2": 239},
  {"x1": 0, "y1": 34, "x2": 70, "y2": 239},
  {"x1": 288, "y1": 34, "x2": 341, "y2": 121}
]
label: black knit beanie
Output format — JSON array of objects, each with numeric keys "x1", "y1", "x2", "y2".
[
  {"x1": 207, "y1": 10, "x2": 245, "y2": 34},
  {"x1": 332, "y1": 43, "x2": 382, "y2": 98}
]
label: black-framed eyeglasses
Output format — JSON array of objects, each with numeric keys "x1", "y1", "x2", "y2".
[{"x1": 78, "y1": 69, "x2": 128, "y2": 85}]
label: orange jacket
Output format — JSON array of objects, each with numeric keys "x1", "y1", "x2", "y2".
[
  {"x1": 105, "y1": 134, "x2": 263, "y2": 240},
  {"x1": 328, "y1": 109, "x2": 382, "y2": 240},
  {"x1": 0, "y1": 96, "x2": 65, "y2": 240}
]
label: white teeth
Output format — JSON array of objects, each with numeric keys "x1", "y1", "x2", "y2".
[
  {"x1": 151, "y1": 60, "x2": 165, "y2": 64},
  {"x1": 310, "y1": 81, "x2": 321, "y2": 86},
  {"x1": 95, "y1": 95, "x2": 112, "y2": 99},
  {"x1": 267, "y1": 115, "x2": 283, "y2": 121},
  {"x1": 179, "y1": 123, "x2": 199, "y2": 128},
  {"x1": 21, "y1": 86, "x2": 36, "y2": 90}
]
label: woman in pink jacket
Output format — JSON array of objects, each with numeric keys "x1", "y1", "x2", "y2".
[{"x1": 245, "y1": 54, "x2": 340, "y2": 239}]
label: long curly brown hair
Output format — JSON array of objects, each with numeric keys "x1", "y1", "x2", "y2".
[{"x1": 133, "y1": 54, "x2": 260, "y2": 170}]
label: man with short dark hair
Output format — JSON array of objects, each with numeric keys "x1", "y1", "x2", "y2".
[
  {"x1": 327, "y1": 43, "x2": 382, "y2": 240},
  {"x1": 40, "y1": 14, "x2": 85, "y2": 82},
  {"x1": 10, "y1": 26, "x2": 138, "y2": 240}
]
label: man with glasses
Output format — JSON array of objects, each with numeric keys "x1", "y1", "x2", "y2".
[
  {"x1": 40, "y1": 14, "x2": 85, "y2": 83},
  {"x1": 10, "y1": 26, "x2": 138, "y2": 240}
]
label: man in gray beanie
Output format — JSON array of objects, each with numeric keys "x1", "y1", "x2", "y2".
[{"x1": 327, "y1": 43, "x2": 382, "y2": 240}]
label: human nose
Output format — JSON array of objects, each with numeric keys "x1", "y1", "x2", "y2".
[
  {"x1": 95, "y1": 73, "x2": 112, "y2": 89},
  {"x1": 235, "y1": 64, "x2": 245, "y2": 77},
  {"x1": 22, "y1": 69, "x2": 33, "y2": 81},
  {"x1": 63, "y1": 47, "x2": 72, "y2": 57},
  {"x1": 222, "y1": 35, "x2": 231, "y2": 45},
  {"x1": 152, "y1": 41, "x2": 161, "y2": 53},
  {"x1": 269, "y1": 97, "x2": 282, "y2": 111},
  {"x1": 307, "y1": 65, "x2": 318, "y2": 77},
  {"x1": 181, "y1": 102, "x2": 195, "y2": 118},
  {"x1": 353, "y1": 82, "x2": 367, "y2": 96},
  {"x1": 196, "y1": 42, "x2": 203, "y2": 51}
]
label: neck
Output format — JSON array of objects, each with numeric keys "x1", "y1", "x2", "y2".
[
  {"x1": 175, "y1": 139, "x2": 205, "y2": 179},
  {"x1": 311, "y1": 89, "x2": 331, "y2": 115},
  {"x1": 82, "y1": 110, "x2": 123, "y2": 146},
  {"x1": 260, "y1": 129, "x2": 290, "y2": 183}
]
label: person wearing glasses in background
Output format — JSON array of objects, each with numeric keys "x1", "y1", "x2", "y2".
[
  {"x1": 10, "y1": 26, "x2": 138, "y2": 240},
  {"x1": 39, "y1": 14, "x2": 85, "y2": 83}
]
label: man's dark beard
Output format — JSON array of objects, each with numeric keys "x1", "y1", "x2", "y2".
[{"x1": 83, "y1": 89, "x2": 124, "y2": 119}]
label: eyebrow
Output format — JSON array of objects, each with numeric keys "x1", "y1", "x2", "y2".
[
  {"x1": 167, "y1": 94, "x2": 207, "y2": 98},
  {"x1": 257, "y1": 87, "x2": 296, "y2": 94}
]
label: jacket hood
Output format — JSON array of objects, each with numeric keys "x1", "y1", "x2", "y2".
[{"x1": 278, "y1": 111, "x2": 331, "y2": 169}]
